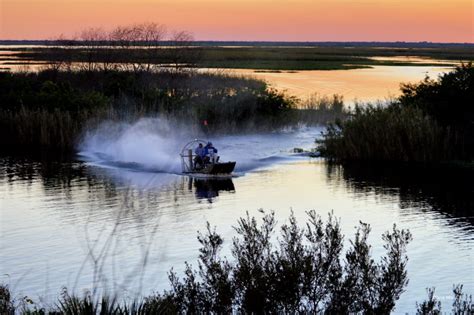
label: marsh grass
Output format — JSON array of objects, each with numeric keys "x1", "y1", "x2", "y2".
[
  {"x1": 8, "y1": 45, "x2": 473, "y2": 71},
  {"x1": 318, "y1": 64, "x2": 474, "y2": 163},
  {"x1": 298, "y1": 93, "x2": 346, "y2": 125},
  {"x1": 318, "y1": 105, "x2": 449, "y2": 162},
  {"x1": 0, "y1": 69, "x2": 345, "y2": 154}
]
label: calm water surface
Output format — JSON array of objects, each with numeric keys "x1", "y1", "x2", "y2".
[
  {"x1": 229, "y1": 65, "x2": 453, "y2": 104},
  {"x1": 1, "y1": 128, "x2": 473, "y2": 313}
]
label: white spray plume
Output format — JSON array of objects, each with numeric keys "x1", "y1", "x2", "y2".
[
  {"x1": 79, "y1": 117, "x2": 324, "y2": 175},
  {"x1": 79, "y1": 117, "x2": 196, "y2": 173}
]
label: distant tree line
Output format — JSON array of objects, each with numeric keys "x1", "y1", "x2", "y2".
[{"x1": 40, "y1": 22, "x2": 200, "y2": 73}]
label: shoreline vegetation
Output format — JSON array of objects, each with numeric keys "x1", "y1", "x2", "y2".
[
  {"x1": 318, "y1": 63, "x2": 474, "y2": 165},
  {"x1": 0, "y1": 23, "x2": 343, "y2": 156},
  {"x1": 0, "y1": 68, "x2": 345, "y2": 155},
  {"x1": 1, "y1": 40, "x2": 473, "y2": 71},
  {"x1": 1, "y1": 211, "x2": 472, "y2": 314},
  {"x1": 0, "y1": 23, "x2": 472, "y2": 160}
]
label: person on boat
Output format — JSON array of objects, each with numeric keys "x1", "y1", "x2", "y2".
[
  {"x1": 204, "y1": 142, "x2": 219, "y2": 164},
  {"x1": 194, "y1": 143, "x2": 205, "y2": 169}
]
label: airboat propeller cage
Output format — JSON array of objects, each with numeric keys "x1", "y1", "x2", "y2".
[
  {"x1": 180, "y1": 139, "x2": 236, "y2": 175},
  {"x1": 180, "y1": 139, "x2": 207, "y2": 173}
]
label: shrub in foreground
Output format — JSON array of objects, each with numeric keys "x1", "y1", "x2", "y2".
[
  {"x1": 416, "y1": 285, "x2": 473, "y2": 315},
  {"x1": 166, "y1": 210, "x2": 412, "y2": 313},
  {"x1": 2, "y1": 211, "x2": 473, "y2": 313}
]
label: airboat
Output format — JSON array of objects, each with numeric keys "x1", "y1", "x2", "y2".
[{"x1": 180, "y1": 139, "x2": 236, "y2": 177}]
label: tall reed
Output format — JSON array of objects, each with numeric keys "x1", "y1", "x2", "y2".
[
  {"x1": 318, "y1": 105, "x2": 450, "y2": 162},
  {"x1": 318, "y1": 64, "x2": 474, "y2": 163}
]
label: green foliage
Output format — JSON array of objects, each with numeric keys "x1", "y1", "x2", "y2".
[
  {"x1": 2, "y1": 211, "x2": 472, "y2": 314},
  {"x1": 0, "y1": 284, "x2": 15, "y2": 315},
  {"x1": 416, "y1": 285, "x2": 473, "y2": 315},
  {"x1": 0, "y1": 68, "x2": 344, "y2": 154},
  {"x1": 400, "y1": 63, "x2": 474, "y2": 159},
  {"x1": 12, "y1": 45, "x2": 473, "y2": 71},
  {"x1": 319, "y1": 64, "x2": 474, "y2": 162},
  {"x1": 0, "y1": 69, "x2": 301, "y2": 153},
  {"x1": 166, "y1": 210, "x2": 412, "y2": 313},
  {"x1": 318, "y1": 105, "x2": 447, "y2": 162},
  {"x1": 0, "y1": 72, "x2": 109, "y2": 112},
  {"x1": 400, "y1": 63, "x2": 474, "y2": 126}
]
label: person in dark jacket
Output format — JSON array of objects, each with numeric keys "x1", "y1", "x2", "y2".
[
  {"x1": 204, "y1": 142, "x2": 219, "y2": 164},
  {"x1": 194, "y1": 143, "x2": 205, "y2": 169}
]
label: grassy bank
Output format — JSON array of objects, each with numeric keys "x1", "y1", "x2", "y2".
[
  {"x1": 4, "y1": 44, "x2": 473, "y2": 71},
  {"x1": 0, "y1": 68, "x2": 345, "y2": 154},
  {"x1": 318, "y1": 63, "x2": 474, "y2": 163}
]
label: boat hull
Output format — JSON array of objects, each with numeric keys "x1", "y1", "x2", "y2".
[{"x1": 184, "y1": 161, "x2": 236, "y2": 175}]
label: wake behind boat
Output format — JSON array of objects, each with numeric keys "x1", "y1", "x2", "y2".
[{"x1": 180, "y1": 139, "x2": 236, "y2": 177}]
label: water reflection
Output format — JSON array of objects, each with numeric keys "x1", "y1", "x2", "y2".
[
  {"x1": 325, "y1": 162, "x2": 474, "y2": 229},
  {"x1": 2, "y1": 156, "x2": 473, "y2": 311},
  {"x1": 0, "y1": 157, "x2": 236, "y2": 206},
  {"x1": 229, "y1": 66, "x2": 453, "y2": 103},
  {"x1": 3, "y1": 157, "x2": 472, "y2": 226},
  {"x1": 189, "y1": 177, "x2": 235, "y2": 201}
]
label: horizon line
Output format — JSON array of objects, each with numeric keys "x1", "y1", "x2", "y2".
[{"x1": 1, "y1": 39, "x2": 473, "y2": 45}]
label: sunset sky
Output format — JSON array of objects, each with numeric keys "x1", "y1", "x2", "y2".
[{"x1": 1, "y1": 0, "x2": 473, "y2": 42}]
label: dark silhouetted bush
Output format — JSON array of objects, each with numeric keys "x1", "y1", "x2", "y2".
[
  {"x1": 166, "y1": 210, "x2": 412, "y2": 313},
  {"x1": 416, "y1": 285, "x2": 473, "y2": 315},
  {"x1": 319, "y1": 63, "x2": 474, "y2": 162},
  {"x1": 3, "y1": 211, "x2": 474, "y2": 314}
]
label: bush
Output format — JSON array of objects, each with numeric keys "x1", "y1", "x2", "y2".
[
  {"x1": 166, "y1": 210, "x2": 412, "y2": 313},
  {"x1": 3, "y1": 211, "x2": 473, "y2": 314},
  {"x1": 0, "y1": 284, "x2": 14, "y2": 315},
  {"x1": 416, "y1": 285, "x2": 473, "y2": 314},
  {"x1": 318, "y1": 105, "x2": 448, "y2": 162},
  {"x1": 400, "y1": 62, "x2": 474, "y2": 160},
  {"x1": 319, "y1": 64, "x2": 474, "y2": 162},
  {"x1": 0, "y1": 70, "x2": 299, "y2": 153}
]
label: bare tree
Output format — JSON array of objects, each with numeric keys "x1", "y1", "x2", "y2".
[
  {"x1": 43, "y1": 33, "x2": 75, "y2": 72},
  {"x1": 137, "y1": 22, "x2": 167, "y2": 72},
  {"x1": 79, "y1": 27, "x2": 109, "y2": 72},
  {"x1": 55, "y1": 23, "x2": 195, "y2": 74},
  {"x1": 110, "y1": 24, "x2": 146, "y2": 72},
  {"x1": 169, "y1": 30, "x2": 199, "y2": 72}
]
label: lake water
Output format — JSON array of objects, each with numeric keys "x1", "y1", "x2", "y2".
[
  {"x1": 228, "y1": 65, "x2": 453, "y2": 105},
  {"x1": 1, "y1": 124, "x2": 473, "y2": 313}
]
